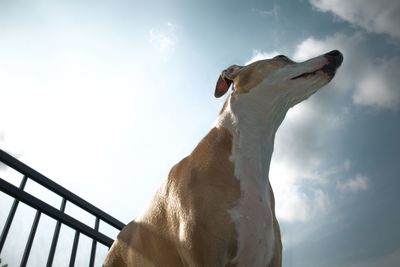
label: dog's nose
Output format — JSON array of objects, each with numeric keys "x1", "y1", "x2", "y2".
[
  {"x1": 325, "y1": 50, "x2": 341, "y2": 57},
  {"x1": 324, "y1": 50, "x2": 343, "y2": 67}
]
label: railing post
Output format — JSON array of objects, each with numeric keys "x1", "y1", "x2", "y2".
[
  {"x1": 0, "y1": 175, "x2": 28, "y2": 253},
  {"x1": 20, "y1": 210, "x2": 41, "y2": 267},
  {"x1": 89, "y1": 217, "x2": 100, "y2": 267},
  {"x1": 46, "y1": 198, "x2": 67, "y2": 267},
  {"x1": 69, "y1": 230, "x2": 80, "y2": 267}
]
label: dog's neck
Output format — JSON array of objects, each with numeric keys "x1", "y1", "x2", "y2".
[
  {"x1": 216, "y1": 92, "x2": 288, "y2": 191},
  {"x1": 215, "y1": 91, "x2": 287, "y2": 265}
]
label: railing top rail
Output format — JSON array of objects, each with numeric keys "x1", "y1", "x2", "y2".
[
  {"x1": 0, "y1": 177, "x2": 114, "y2": 247},
  {"x1": 0, "y1": 149, "x2": 125, "y2": 230}
]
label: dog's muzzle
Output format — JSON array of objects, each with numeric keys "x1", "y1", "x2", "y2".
[{"x1": 291, "y1": 50, "x2": 343, "y2": 80}]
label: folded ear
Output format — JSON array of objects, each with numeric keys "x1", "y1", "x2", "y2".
[
  {"x1": 214, "y1": 65, "x2": 243, "y2": 98},
  {"x1": 215, "y1": 75, "x2": 232, "y2": 98}
]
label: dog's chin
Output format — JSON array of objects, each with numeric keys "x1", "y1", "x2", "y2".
[{"x1": 320, "y1": 62, "x2": 340, "y2": 80}]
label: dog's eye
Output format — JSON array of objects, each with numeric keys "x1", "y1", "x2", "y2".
[
  {"x1": 275, "y1": 55, "x2": 294, "y2": 64},
  {"x1": 276, "y1": 55, "x2": 289, "y2": 61}
]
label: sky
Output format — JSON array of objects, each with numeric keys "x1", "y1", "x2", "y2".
[{"x1": 0, "y1": 0, "x2": 400, "y2": 266}]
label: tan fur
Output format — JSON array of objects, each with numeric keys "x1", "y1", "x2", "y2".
[
  {"x1": 104, "y1": 127, "x2": 244, "y2": 266},
  {"x1": 233, "y1": 58, "x2": 289, "y2": 95},
  {"x1": 104, "y1": 127, "x2": 282, "y2": 267},
  {"x1": 268, "y1": 183, "x2": 282, "y2": 267}
]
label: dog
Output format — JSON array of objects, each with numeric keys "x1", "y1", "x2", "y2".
[{"x1": 104, "y1": 50, "x2": 343, "y2": 267}]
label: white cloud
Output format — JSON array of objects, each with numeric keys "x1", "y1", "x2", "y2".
[
  {"x1": 293, "y1": 37, "x2": 332, "y2": 62},
  {"x1": 270, "y1": 160, "x2": 323, "y2": 222},
  {"x1": 273, "y1": 96, "x2": 347, "y2": 171},
  {"x1": 270, "y1": 102, "x2": 349, "y2": 223},
  {"x1": 252, "y1": 4, "x2": 280, "y2": 18},
  {"x1": 148, "y1": 22, "x2": 177, "y2": 55},
  {"x1": 270, "y1": 148, "x2": 344, "y2": 223},
  {"x1": 314, "y1": 189, "x2": 329, "y2": 210},
  {"x1": 353, "y1": 58, "x2": 400, "y2": 110},
  {"x1": 337, "y1": 174, "x2": 369, "y2": 192},
  {"x1": 310, "y1": 0, "x2": 400, "y2": 41},
  {"x1": 245, "y1": 50, "x2": 280, "y2": 65}
]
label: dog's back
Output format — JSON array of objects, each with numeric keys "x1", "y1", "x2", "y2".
[{"x1": 105, "y1": 127, "x2": 241, "y2": 266}]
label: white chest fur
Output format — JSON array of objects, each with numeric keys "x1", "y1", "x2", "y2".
[
  {"x1": 216, "y1": 88, "x2": 287, "y2": 266},
  {"x1": 228, "y1": 135, "x2": 276, "y2": 266}
]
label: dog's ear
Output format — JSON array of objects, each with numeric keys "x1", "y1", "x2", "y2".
[
  {"x1": 214, "y1": 65, "x2": 243, "y2": 98},
  {"x1": 215, "y1": 75, "x2": 232, "y2": 98}
]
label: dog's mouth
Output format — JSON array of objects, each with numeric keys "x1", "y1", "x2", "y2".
[{"x1": 291, "y1": 50, "x2": 343, "y2": 80}]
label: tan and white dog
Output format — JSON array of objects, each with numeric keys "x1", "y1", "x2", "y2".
[{"x1": 104, "y1": 50, "x2": 343, "y2": 267}]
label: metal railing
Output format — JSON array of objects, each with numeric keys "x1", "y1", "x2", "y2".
[{"x1": 0, "y1": 149, "x2": 125, "y2": 266}]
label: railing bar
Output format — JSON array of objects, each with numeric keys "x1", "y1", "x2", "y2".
[
  {"x1": 0, "y1": 149, "x2": 124, "y2": 230},
  {"x1": 69, "y1": 230, "x2": 80, "y2": 267},
  {"x1": 0, "y1": 177, "x2": 114, "y2": 246},
  {"x1": 89, "y1": 217, "x2": 100, "y2": 267},
  {"x1": 46, "y1": 198, "x2": 67, "y2": 267},
  {"x1": 0, "y1": 175, "x2": 28, "y2": 253},
  {"x1": 20, "y1": 210, "x2": 41, "y2": 267}
]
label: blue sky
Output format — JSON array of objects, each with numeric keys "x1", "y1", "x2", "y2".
[{"x1": 1, "y1": 0, "x2": 400, "y2": 266}]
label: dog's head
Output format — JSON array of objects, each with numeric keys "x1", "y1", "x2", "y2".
[{"x1": 215, "y1": 50, "x2": 343, "y2": 111}]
